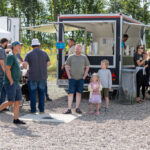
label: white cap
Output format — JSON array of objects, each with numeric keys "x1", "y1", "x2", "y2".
[{"x1": 31, "y1": 39, "x2": 41, "y2": 46}]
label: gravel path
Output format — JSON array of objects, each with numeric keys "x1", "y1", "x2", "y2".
[{"x1": 1, "y1": 82, "x2": 150, "y2": 150}]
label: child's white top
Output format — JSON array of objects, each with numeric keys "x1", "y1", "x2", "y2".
[{"x1": 98, "y1": 69, "x2": 112, "y2": 89}]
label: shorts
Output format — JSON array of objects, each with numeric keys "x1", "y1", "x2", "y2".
[
  {"x1": 101, "y1": 88, "x2": 109, "y2": 98},
  {"x1": 68, "y1": 79, "x2": 84, "y2": 94},
  {"x1": 4, "y1": 83, "x2": 22, "y2": 101}
]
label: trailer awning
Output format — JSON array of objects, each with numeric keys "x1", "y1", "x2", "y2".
[{"x1": 23, "y1": 23, "x2": 80, "y2": 33}]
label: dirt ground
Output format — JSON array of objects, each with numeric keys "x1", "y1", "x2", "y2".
[{"x1": 1, "y1": 81, "x2": 150, "y2": 150}]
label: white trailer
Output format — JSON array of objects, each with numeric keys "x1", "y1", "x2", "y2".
[{"x1": 0, "y1": 16, "x2": 20, "y2": 41}]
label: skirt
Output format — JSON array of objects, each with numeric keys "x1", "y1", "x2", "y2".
[{"x1": 89, "y1": 94, "x2": 102, "y2": 104}]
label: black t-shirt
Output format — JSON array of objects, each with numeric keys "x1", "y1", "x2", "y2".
[{"x1": 134, "y1": 53, "x2": 143, "y2": 67}]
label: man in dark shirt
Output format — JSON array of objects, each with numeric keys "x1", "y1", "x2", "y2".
[
  {"x1": 23, "y1": 39, "x2": 50, "y2": 113},
  {"x1": 0, "y1": 38, "x2": 8, "y2": 105}
]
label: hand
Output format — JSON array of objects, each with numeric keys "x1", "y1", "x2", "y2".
[
  {"x1": 10, "y1": 80, "x2": 13, "y2": 85},
  {"x1": 145, "y1": 64, "x2": 148, "y2": 68},
  {"x1": 68, "y1": 76, "x2": 71, "y2": 79},
  {"x1": 108, "y1": 88, "x2": 111, "y2": 91},
  {"x1": 83, "y1": 76, "x2": 86, "y2": 80}
]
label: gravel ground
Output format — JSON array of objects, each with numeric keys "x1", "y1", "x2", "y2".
[{"x1": 1, "y1": 82, "x2": 150, "y2": 150}]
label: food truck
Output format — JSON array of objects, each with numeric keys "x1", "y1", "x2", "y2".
[{"x1": 25, "y1": 13, "x2": 150, "y2": 102}]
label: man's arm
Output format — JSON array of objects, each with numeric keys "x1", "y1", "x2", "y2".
[
  {"x1": 83, "y1": 66, "x2": 89, "y2": 80},
  {"x1": 47, "y1": 61, "x2": 50, "y2": 67},
  {"x1": 5, "y1": 65, "x2": 13, "y2": 85},
  {"x1": 65, "y1": 65, "x2": 71, "y2": 79},
  {"x1": 0, "y1": 60, "x2": 5, "y2": 72}
]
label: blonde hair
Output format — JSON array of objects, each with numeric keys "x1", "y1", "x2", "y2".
[
  {"x1": 101, "y1": 59, "x2": 109, "y2": 67},
  {"x1": 90, "y1": 73, "x2": 99, "y2": 82}
]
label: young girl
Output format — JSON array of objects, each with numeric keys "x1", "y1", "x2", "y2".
[{"x1": 88, "y1": 73, "x2": 102, "y2": 115}]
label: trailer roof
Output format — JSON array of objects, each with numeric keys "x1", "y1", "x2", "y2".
[{"x1": 59, "y1": 13, "x2": 143, "y2": 24}]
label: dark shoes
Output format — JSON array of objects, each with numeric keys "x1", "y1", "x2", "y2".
[
  {"x1": 64, "y1": 108, "x2": 82, "y2": 114},
  {"x1": 13, "y1": 119, "x2": 26, "y2": 125},
  {"x1": 46, "y1": 97, "x2": 52, "y2": 101},
  {"x1": 75, "y1": 108, "x2": 82, "y2": 114},
  {"x1": 64, "y1": 109, "x2": 72, "y2": 114}
]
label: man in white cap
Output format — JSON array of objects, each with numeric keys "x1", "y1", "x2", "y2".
[{"x1": 23, "y1": 39, "x2": 50, "y2": 113}]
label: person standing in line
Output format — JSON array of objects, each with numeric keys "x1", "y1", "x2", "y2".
[
  {"x1": 0, "y1": 41, "x2": 25, "y2": 124},
  {"x1": 98, "y1": 59, "x2": 112, "y2": 112},
  {"x1": 0, "y1": 38, "x2": 8, "y2": 106},
  {"x1": 64, "y1": 44, "x2": 90, "y2": 114},
  {"x1": 23, "y1": 39, "x2": 50, "y2": 113}
]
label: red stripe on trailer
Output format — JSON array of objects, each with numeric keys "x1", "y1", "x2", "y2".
[
  {"x1": 59, "y1": 16, "x2": 121, "y2": 19},
  {"x1": 123, "y1": 16, "x2": 140, "y2": 24},
  {"x1": 59, "y1": 15, "x2": 140, "y2": 24}
]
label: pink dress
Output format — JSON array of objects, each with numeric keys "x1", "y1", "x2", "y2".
[{"x1": 89, "y1": 82, "x2": 102, "y2": 104}]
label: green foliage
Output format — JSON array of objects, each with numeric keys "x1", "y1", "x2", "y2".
[{"x1": 0, "y1": 0, "x2": 150, "y2": 47}]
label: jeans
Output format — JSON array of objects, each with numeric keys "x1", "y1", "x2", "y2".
[
  {"x1": 0, "y1": 76, "x2": 6, "y2": 105},
  {"x1": 28, "y1": 80, "x2": 46, "y2": 113},
  {"x1": 45, "y1": 80, "x2": 49, "y2": 98}
]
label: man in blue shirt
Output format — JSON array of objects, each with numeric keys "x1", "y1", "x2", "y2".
[
  {"x1": 23, "y1": 39, "x2": 50, "y2": 113},
  {"x1": 121, "y1": 34, "x2": 128, "y2": 49}
]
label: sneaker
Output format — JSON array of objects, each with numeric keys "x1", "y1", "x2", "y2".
[
  {"x1": 13, "y1": 119, "x2": 26, "y2": 125},
  {"x1": 64, "y1": 109, "x2": 72, "y2": 114},
  {"x1": 75, "y1": 108, "x2": 82, "y2": 114},
  {"x1": 105, "y1": 108, "x2": 109, "y2": 112},
  {"x1": 46, "y1": 97, "x2": 52, "y2": 101}
]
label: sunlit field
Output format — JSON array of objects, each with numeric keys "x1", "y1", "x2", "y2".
[
  {"x1": 20, "y1": 44, "x2": 90, "y2": 81},
  {"x1": 20, "y1": 44, "x2": 59, "y2": 81}
]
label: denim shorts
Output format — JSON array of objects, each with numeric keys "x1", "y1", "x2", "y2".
[
  {"x1": 4, "y1": 83, "x2": 22, "y2": 101},
  {"x1": 68, "y1": 79, "x2": 84, "y2": 94}
]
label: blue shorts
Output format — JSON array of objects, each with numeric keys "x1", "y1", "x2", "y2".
[
  {"x1": 68, "y1": 79, "x2": 84, "y2": 94},
  {"x1": 4, "y1": 83, "x2": 22, "y2": 101}
]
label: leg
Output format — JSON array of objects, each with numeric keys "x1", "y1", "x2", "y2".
[
  {"x1": 13, "y1": 101, "x2": 20, "y2": 120},
  {"x1": 91, "y1": 103, "x2": 94, "y2": 112},
  {"x1": 68, "y1": 93, "x2": 74, "y2": 109},
  {"x1": 105, "y1": 97, "x2": 109, "y2": 108},
  {"x1": 89, "y1": 103, "x2": 94, "y2": 114},
  {"x1": 75, "y1": 92, "x2": 81, "y2": 109},
  {"x1": 142, "y1": 84, "x2": 146, "y2": 100},
  {"x1": 96, "y1": 103, "x2": 100, "y2": 112},
  {"x1": 0, "y1": 87, "x2": 6, "y2": 105},
  {"x1": 76, "y1": 79, "x2": 84, "y2": 109},
  {"x1": 28, "y1": 81, "x2": 37, "y2": 113},
  {"x1": 68, "y1": 79, "x2": 76, "y2": 109},
  {"x1": 0, "y1": 101, "x2": 14, "y2": 111},
  {"x1": 38, "y1": 80, "x2": 46, "y2": 112}
]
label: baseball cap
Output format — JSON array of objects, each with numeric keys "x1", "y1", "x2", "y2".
[
  {"x1": 31, "y1": 39, "x2": 41, "y2": 46},
  {"x1": 11, "y1": 41, "x2": 21, "y2": 49}
]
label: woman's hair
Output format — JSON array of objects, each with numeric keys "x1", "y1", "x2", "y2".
[
  {"x1": 90, "y1": 73, "x2": 99, "y2": 82},
  {"x1": 136, "y1": 45, "x2": 144, "y2": 53},
  {"x1": 101, "y1": 59, "x2": 109, "y2": 66}
]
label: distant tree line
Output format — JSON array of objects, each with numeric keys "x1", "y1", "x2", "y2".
[{"x1": 0, "y1": 0, "x2": 150, "y2": 47}]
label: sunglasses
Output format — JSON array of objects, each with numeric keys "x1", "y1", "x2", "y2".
[{"x1": 139, "y1": 47, "x2": 144, "y2": 49}]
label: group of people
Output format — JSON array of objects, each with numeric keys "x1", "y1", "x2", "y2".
[
  {"x1": 0, "y1": 38, "x2": 51, "y2": 124},
  {"x1": 134, "y1": 45, "x2": 150, "y2": 103},
  {"x1": 64, "y1": 42, "x2": 112, "y2": 115}
]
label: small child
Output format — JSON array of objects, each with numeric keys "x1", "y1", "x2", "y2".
[
  {"x1": 88, "y1": 73, "x2": 102, "y2": 115},
  {"x1": 98, "y1": 59, "x2": 112, "y2": 112}
]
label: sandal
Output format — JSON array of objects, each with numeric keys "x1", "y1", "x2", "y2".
[
  {"x1": 95, "y1": 111, "x2": 100, "y2": 115},
  {"x1": 136, "y1": 97, "x2": 142, "y2": 103},
  {"x1": 89, "y1": 111, "x2": 94, "y2": 114}
]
